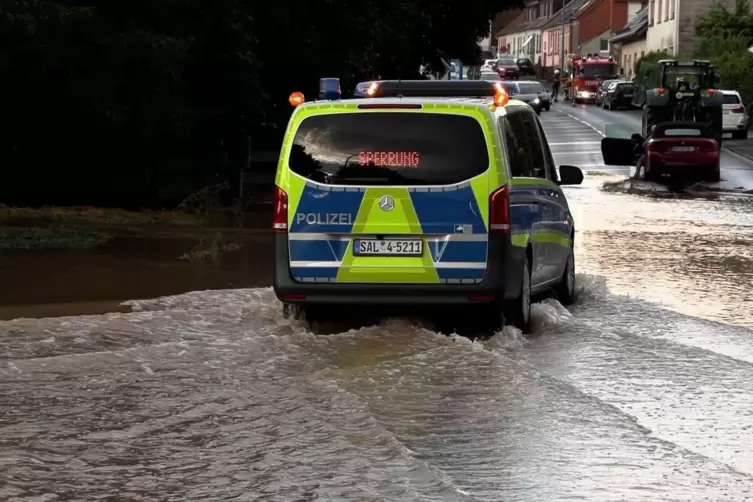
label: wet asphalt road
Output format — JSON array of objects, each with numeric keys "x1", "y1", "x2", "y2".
[
  {"x1": 3, "y1": 105, "x2": 753, "y2": 501},
  {"x1": 559, "y1": 102, "x2": 753, "y2": 189}
]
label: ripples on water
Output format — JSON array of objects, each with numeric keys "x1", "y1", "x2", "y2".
[
  {"x1": 562, "y1": 178, "x2": 753, "y2": 327},
  {"x1": 3, "y1": 276, "x2": 753, "y2": 501}
]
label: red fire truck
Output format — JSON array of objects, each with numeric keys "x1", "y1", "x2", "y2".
[{"x1": 563, "y1": 54, "x2": 618, "y2": 104}]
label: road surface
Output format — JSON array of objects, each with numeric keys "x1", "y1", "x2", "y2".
[
  {"x1": 2, "y1": 105, "x2": 753, "y2": 500},
  {"x1": 559, "y1": 103, "x2": 753, "y2": 191}
]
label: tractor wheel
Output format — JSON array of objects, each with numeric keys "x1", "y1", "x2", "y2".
[
  {"x1": 644, "y1": 106, "x2": 666, "y2": 136},
  {"x1": 702, "y1": 105, "x2": 724, "y2": 145}
]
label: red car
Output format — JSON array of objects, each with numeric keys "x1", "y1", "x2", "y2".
[
  {"x1": 600, "y1": 122, "x2": 720, "y2": 183},
  {"x1": 642, "y1": 122, "x2": 720, "y2": 182},
  {"x1": 494, "y1": 56, "x2": 520, "y2": 80}
]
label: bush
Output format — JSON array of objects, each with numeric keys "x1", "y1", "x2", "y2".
[
  {"x1": 695, "y1": 1, "x2": 753, "y2": 118},
  {"x1": 697, "y1": 35, "x2": 753, "y2": 110}
]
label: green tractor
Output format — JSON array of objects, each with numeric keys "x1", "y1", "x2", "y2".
[{"x1": 632, "y1": 59, "x2": 723, "y2": 143}]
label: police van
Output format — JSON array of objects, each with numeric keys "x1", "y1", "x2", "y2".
[{"x1": 272, "y1": 79, "x2": 584, "y2": 333}]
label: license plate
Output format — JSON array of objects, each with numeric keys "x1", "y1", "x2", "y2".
[
  {"x1": 671, "y1": 146, "x2": 696, "y2": 152},
  {"x1": 354, "y1": 239, "x2": 423, "y2": 256},
  {"x1": 723, "y1": 133, "x2": 733, "y2": 138}
]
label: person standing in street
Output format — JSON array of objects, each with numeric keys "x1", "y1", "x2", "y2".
[{"x1": 552, "y1": 69, "x2": 561, "y2": 102}]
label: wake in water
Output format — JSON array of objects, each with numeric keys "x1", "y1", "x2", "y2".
[{"x1": 118, "y1": 273, "x2": 611, "y2": 344}]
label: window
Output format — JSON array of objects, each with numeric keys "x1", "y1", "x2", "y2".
[
  {"x1": 534, "y1": 119, "x2": 558, "y2": 182},
  {"x1": 501, "y1": 115, "x2": 531, "y2": 177},
  {"x1": 649, "y1": 0, "x2": 655, "y2": 25},
  {"x1": 664, "y1": 0, "x2": 669, "y2": 21},
  {"x1": 289, "y1": 113, "x2": 489, "y2": 186},
  {"x1": 501, "y1": 82, "x2": 519, "y2": 95},
  {"x1": 723, "y1": 93, "x2": 741, "y2": 105},
  {"x1": 658, "y1": 0, "x2": 662, "y2": 22},
  {"x1": 505, "y1": 111, "x2": 547, "y2": 179},
  {"x1": 663, "y1": 128, "x2": 702, "y2": 136},
  {"x1": 641, "y1": 50, "x2": 645, "y2": 58},
  {"x1": 599, "y1": 39, "x2": 609, "y2": 51},
  {"x1": 519, "y1": 113, "x2": 548, "y2": 179},
  {"x1": 670, "y1": 0, "x2": 675, "y2": 19}
]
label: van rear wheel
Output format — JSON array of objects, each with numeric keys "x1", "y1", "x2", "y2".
[
  {"x1": 554, "y1": 246, "x2": 576, "y2": 305},
  {"x1": 503, "y1": 256, "x2": 532, "y2": 333}
]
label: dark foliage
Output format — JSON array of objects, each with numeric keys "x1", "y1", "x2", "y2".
[{"x1": 1, "y1": 0, "x2": 521, "y2": 208}]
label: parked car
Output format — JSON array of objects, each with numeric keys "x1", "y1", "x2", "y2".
[
  {"x1": 524, "y1": 80, "x2": 550, "y2": 111},
  {"x1": 721, "y1": 90, "x2": 749, "y2": 139},
  {"x1": 481, "y1": 59, "x2": 496, "y2": 72},
  {"x1": 596, "y1": 79, "x2": 622, "y2": 105},
  {"x1": 602, "y1": 81, "x2": 635, "y2": 110},
  {"x1": 501, "y1": 81, "x2": 543, "y2": 114},
  {"x1": 516, "y1": 58, "x2": 536, "y2": 76},
  {"x1": 495, "y1": 56, "x2": 520, "y2": 79}
]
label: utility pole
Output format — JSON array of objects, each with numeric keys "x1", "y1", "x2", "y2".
[{"x1": 559, "y1": 0, "x2": 567, "y2": 76}]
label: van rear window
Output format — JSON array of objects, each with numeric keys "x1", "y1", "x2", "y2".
[{"x1": 288, "y1": 113, "x2": 489, "y2": 186}]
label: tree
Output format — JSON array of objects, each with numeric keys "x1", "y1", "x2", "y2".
[
  {"x1": 695, "y1": 0, "x2": 753, "y2": 111},
  {"x1": 0, "y1": 0, "x2": 523, "y2": 207}
]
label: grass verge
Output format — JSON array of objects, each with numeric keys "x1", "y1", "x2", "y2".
[
  {"x1": 0, "y1": 205, "x2": 201, "y2": 229},
  {"x1": 0, "y1": 226, "x2": 112, "y2": 250}
]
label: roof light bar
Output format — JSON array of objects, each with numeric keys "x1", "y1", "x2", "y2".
[{"x1": 354, "y1": 80, "x2": 501, "y2": 98}]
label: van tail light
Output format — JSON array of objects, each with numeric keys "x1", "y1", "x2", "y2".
[
  {"x1": 489, "y1": 186, "x2": 510, "y2": 233},
  {"x1": 273, "y1": 186, "x2": 288, "y2": 233},
  {"x1": 731, "y1": 106, "x2": 745, "y2": 113}
]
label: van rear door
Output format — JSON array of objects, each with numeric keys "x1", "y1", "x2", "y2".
[{"x1": 285, "y1": 110, "x2": 491, "y2": 284}]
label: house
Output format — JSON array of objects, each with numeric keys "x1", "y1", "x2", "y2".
[
  {"x1": 577, "y1": 0, "x2": 644, "y2": 56},
  {"x1": 481, "y1": 9, "x2": 524, "y2": 58},
  {"x1": 496, "y1": 12, "x2": 527, "y2": 56},
  {"x1": 610, "y1": 5, "x2": 648, "y2": 76},
  {"x1": 645, "y1": 0, "x2": 734, "y2": 56},
  {"x1": 541, "y1": 0, "x2": 590, "y2": 71},
  {"x1": 497, "y1": 1, "x2": 551, "y2": 65}
]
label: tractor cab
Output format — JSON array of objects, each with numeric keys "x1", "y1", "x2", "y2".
[{"x1": 637, "y1": 60, "x2": 724, "y2": 143}]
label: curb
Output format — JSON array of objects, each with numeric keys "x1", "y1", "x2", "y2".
[{"x1": 722, "y1": 146, "x2": 753, "y2": 166}]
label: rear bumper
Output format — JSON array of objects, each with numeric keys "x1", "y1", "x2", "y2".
[
  {"x1": 648, "y1": 160, "x2": 718, "y2": 177},
  {"x1": 272, "y1": 234, "x2": 525, "y2": 305}
]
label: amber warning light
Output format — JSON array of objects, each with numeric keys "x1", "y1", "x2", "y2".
[
  {"x1": 492, "y1": 83, "x2": 509, "y2": 107},
  {"x1": 289, "y1": 92, "x2": 305, "y2": 107},
  {"x1": 359, "y1": 151, "x2": 419, "y2": 167}
]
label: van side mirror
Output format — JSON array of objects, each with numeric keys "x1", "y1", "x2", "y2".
[{"x1": 558, "y1": 164, "x2": 584, "y2": 185}]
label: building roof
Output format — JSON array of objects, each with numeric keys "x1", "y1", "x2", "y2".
[
  {"x1": 542, "y1": 0, "x2": 590, "y2": 29},
  {"x1": 524, "y1": 14, "x2": 551, "y2": 30},
  {"x1": 609, "y1": 5, "x2": 648, "y2": 44},
  {"x1": 496, "y1": 11, "x2": 527, "y2": 37},
  {"x1": 492, "y1": 9, "x2": 523, "y2": 37}
]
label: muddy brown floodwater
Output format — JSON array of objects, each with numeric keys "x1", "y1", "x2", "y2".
[{"x1": 0, "y1": 230, "x2": 274, "y2": 320}]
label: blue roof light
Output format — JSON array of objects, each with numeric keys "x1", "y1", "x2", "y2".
[{"x1": 319, "y1": 78, "x2": 341, "y2": 100}]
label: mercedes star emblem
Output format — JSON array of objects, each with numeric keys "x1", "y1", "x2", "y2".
[{"x1": 378, "y1": 195, "x2": 395, "y2": 212}]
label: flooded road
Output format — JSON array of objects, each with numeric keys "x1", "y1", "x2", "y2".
[{"x1": 3, "y1": 107, "x2": 753, "y2": 500}]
